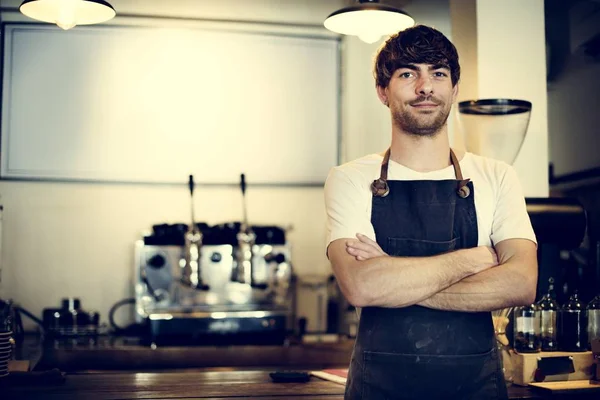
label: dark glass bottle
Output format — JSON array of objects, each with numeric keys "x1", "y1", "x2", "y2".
[
  {"x1": 586, "y1": 294, "x2": 600, "y2": 350},
  {"x1": 537, "y1": 278, "x2": 559, "y2": 351},
  {"x1": 513, "y1": 303, "x2": 541, "y2": 353},
  {"x1": 558, "y1": 291, "x2": 587, "y2": 352}
]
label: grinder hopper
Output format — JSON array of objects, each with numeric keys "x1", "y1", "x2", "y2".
[{"x1": 457, "y1": 99, "x2": 532, "y2": 165}]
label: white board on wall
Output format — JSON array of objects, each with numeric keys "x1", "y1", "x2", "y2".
[{"x1": 1, "y1": 24, "x2": 340, "y2": 185}]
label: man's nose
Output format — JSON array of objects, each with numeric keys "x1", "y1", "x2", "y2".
[{"x1": 415, "y1": 75, "x2": 433, "y2": 96}]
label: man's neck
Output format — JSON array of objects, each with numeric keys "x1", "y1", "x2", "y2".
[{"x1": 389, "y1": 126, "x2": 452, "y2": 173}]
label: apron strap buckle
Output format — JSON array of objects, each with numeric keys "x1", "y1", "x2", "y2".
[
  {"x1": 457, "y1": 179, "x2": 471, "y2": 198},
  {"x1": 371, "y1": 178, "x2": 390, "y2": 197}
]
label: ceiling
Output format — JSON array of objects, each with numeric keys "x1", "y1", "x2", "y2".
[{"x1": 0, "y1": 0, "x2": 412, "y2": 25}]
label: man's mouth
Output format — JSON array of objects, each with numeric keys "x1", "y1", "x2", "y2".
[
  {"x1": 411, "y1": 102, "x2": 438, "y2": 108},
  {"x1": 409, "y1": 97, "x2": 441, "y2": 108}
]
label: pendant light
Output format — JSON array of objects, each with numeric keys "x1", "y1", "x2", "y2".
[
  {"x1": 19, "y1": 0, "x2": 116, "y2": 31},
  {"x1": 324, "y1": 0, "x2": 414, "y2": 44}
]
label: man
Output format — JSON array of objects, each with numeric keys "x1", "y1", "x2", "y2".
[{"x1": 324, "y1": 25, "x2": 537, "y2": 399}]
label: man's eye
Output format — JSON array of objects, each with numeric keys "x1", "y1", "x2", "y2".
[
  {"x1": 399, "y1": 72, "x2": 413, "y2": 78},
  {"x1": 434, "y1": 72, "x2": 448, "y2": 77}
]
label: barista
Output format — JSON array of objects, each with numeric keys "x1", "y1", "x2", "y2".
[{"x1": 324, "y1": 25, "x2": 538, "y2": 399}]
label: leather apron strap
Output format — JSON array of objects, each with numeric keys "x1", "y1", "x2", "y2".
[
  {"x1": 370, "y1": 148, "x2": 391, "y2": 197},
  {"x1": 450, "y1": 149, "x2": 471, "y2": 199},
  {"x1": 371, "y1": 148, "x2": 471, "y2": 198}
]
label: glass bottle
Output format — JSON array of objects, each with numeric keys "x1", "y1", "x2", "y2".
[
  {"x1": 586, "y1": 294, "x2": 600, "y2": 350},
  {"x1": 558, "y1": 290, "x2": 587, "y2": 352},
  {"x1": 537, "y1": 277, "x2": 559, "y2": 351},
  {"x1": 513, "y1": 303, "x2": 541, "y2": 353}
]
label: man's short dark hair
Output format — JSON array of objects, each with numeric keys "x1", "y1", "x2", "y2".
[{"x1": 374, "y1": 25, "x2": 460, "y2": 88}]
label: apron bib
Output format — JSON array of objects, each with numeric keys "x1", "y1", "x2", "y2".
[{"x1": 345, "y1": 149, "x2": 507, "y2": 400}]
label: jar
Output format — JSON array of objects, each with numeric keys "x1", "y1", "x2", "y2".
[
  {"x1": 586, "y1": 294, "x2": 600, "y2": 350},
  {"x1": 536, "y1": 278, "x2": 559, "y2": 351},
  {"x1": 513, "y1": 304, "x2": 541, "y2": 353}
]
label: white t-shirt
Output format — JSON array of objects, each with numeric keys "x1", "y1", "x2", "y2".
[{"x1": 325, "y1": 152, "x2": 537, "y2": 248}]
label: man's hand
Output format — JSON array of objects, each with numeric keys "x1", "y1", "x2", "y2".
[{"x1": 346, "y1": 233, "x2": 388, "y2": 261}]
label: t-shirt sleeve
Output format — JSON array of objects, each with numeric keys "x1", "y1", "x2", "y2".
[
  {"x1": 324, "y1": 167, "x2": 376, "y2": 251},
  {"x1": 490, "y1": 165, "x2": 537, "y2": 246}
]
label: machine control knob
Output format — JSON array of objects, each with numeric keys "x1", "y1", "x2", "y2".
[
  {"x1": 265, "y1": 253, "x2": 286, "y2": 264},
  {"x1": 210, "y1": 252, "x2": 222, "y2": 263},
  {"x1": 147, "y1": 254, "x2": 166, "y2": 269},
  {"x1": 251, "y1": 282, "x2": 268, "y2": 290}
]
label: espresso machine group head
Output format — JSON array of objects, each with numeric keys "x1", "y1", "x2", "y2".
[
  {"x1": 180, "y1": 175, "x2": 209, "y2": 291},
  {"x1": 231, "y1": 174, "x2": 268, "y2": 290}
]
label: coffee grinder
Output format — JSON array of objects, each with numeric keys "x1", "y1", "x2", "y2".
[{"x1": 457, "y1": 99, "x2": 593, "y2": 386}]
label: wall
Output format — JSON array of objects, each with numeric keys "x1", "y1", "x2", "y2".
[
  {"x1": 546, "y1": 0, "x2": 600, "y2": 180},
  {"x1": 545, "y1": 0, "x2": 600, "y2": 301},
  {"x1": 340, "y1": 0, "x2": 453, "y2": 162},
  {"x1": 0, "y1": 0, "x2": 549, "y2": 331},
  {"x1": 0, "y1": 0, "x2": 347, "y2": 330},
  {"x1": 449, "y1": 0, "x2": 549, "y2": 198},
  {"x1": 344, "y1": 0, "x2": 550, "y2": 200},
  {"x1": 0, "y1": 0, "x2": 427, "y2": 330}
]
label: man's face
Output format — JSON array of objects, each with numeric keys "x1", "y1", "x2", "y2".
[{"x1": 379, "y1": 63, "x2": 458, "y2": 137}]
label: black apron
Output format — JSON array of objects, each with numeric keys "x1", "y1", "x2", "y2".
[{"x1": 344, "y1": 149, "x2": 507, "y2": 400}]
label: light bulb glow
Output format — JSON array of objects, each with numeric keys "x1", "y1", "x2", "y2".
[
  {"x1": 56, "y1": 0, "x2": 77, "y2": 30},
  {"x1": 358, "y1": 32, "x2": 382, "y2": 44}
]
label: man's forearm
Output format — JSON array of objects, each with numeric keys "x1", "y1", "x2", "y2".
[
  {"x1": 418, "y1": 242, "x2": 538, "y2": 312},
  {"x1": 418, "y1": 266, "x2": 523, "y2": 311},
  {"x1": 348, "y1": 248, "x2": 495, "y2": 308}
]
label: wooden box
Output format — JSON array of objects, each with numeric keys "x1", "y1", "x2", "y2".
[
  {"x1": 511, "y1": 351, "x2": 595, "y2": 386},
  {"x1": 592, "y1": 338, "x2": 599, "y2": 381}
]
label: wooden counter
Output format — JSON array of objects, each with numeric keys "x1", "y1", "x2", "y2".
[
  {"x1": 5, "y1": 336, "x2": 598, "y2": 399},
  {"x1": 2, "y1": 370, "x2": 343, "y2": 400},
  {"x1": 35, "y1": 337, "x2": 354, "y2": 371},
  {"x1": 2, "y1": 369, "x2": 598, "y2": 400}
]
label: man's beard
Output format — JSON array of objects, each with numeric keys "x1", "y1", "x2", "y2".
[{"x1": 392, "y1": 96, "x2": 451, "y2": 137}]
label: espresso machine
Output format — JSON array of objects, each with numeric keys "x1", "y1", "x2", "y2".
[
  {"x1": 458, "y1": 99, "x2": 594, "y2": 386},
  {"x1": 134, "y1": 175, "x2": 294, "y2": 345}
]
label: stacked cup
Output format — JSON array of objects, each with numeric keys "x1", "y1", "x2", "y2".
[{"x1": 0, "y1": 330, "x2": 11, "y2": 378}]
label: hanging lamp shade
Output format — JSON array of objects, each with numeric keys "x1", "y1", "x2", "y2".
[
  {"x1": 20, "y1": 0, "x2": 116, "y2": 30},
  {"x1": 324, "y1": 0, "x2": 414, "y2": 44}
]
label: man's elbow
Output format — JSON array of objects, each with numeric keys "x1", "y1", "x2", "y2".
[
  {"x1": 332, "y1": 264, "x2": 375, "y2": 308},
  {"x1": 345, "y1": 288, "x2": 371, "y2": 308},
  {"x1": 328, "y1": 245, "x2": 375, "y2": 307},
  {"x1": 337, "y1": 274, "x2": 372, "y2": 308}
]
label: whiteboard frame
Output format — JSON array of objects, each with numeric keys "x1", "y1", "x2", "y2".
[{"x1": 0, "y1": 22, "x2": 342, "y2": 187}]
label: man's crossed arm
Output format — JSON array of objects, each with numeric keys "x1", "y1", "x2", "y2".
[{"x1": 327, "y1": 234, "x2": 537, "y2": 312}]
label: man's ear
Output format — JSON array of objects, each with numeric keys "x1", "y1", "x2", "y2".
[
  {"x1": 376, "y1": 85, "x2": 389, "y2": 106},
  {"x1": 452, "y1": 83, "x2": 459, "y2": 103}
]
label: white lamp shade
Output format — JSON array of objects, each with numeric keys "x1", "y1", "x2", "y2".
[
  {"x1": 324, "y1": 2, "x2": 414, "y2": 44},
  {"x1": 20, "y1": 0, "x2": 115, "y2": 30}
]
